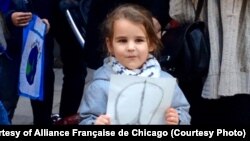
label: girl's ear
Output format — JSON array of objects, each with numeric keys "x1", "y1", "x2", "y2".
[
  {"x1": 149, "y1": 44, "x2": 155, "y2": 52},
  {"x1": 106, "y1": 37, "x2": 113, "y2": 54},
  {"x1": 149, "y1": 47, "x2": 154, "y2": 52}
]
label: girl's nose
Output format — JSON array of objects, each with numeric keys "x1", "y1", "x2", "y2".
[{"x1": 127, "y1": 41, "x2": 135, "y2": 51}]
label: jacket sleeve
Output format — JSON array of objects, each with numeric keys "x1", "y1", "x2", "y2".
[
  {"x1": 169, "y1": 0, "x2": 195, "y2": 24},
  {"x1": 0, "y1": 13, "x2": 7, "y2": 50},
  {"x1": 171, "y1": 84, "x2": 191, "y2": 125},
  {"x1": 160, "y1": 71, "x2": 191, "y2": 125},
  {"x1": 79, "y1": 80, "x2": 109, "y2": 125}
]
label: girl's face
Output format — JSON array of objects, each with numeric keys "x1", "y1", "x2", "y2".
[{"x1": 106, "y1": 19, "x2": 154, "y2": 70}]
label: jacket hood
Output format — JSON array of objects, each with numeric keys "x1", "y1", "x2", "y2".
[{"x1": 92, "y1": 58, "x2": 113, "y2": 81}]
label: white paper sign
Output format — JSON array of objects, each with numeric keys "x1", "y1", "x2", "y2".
[{"x1": 107, "y1": 75, "x2": 176, "y2": 125}]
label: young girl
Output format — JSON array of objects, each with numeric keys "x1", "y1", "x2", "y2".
[{"x1": 79, "y1": 4, "x2": 190, "y2": 125}]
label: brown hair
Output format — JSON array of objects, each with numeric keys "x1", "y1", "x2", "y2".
[{"x1": 101, "y1": 4, "x2": 162, "y2": 56}]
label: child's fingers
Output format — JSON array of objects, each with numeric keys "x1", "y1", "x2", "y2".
[{"x1": 95, "y1": 115, "x2": 110, "y2": 125}]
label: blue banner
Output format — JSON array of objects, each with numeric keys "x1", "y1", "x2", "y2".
[{"x1": 19, "y1": 14, "x2": 46, "y2": 101}]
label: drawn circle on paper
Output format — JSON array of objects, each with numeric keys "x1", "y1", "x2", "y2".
[{"x1": 115, "y1": 81, "x2": 164, "y2": 124}]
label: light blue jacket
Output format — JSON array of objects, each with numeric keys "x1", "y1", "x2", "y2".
[{"x1": 79, "y1": 63, "x2": 191, "y2": 125}]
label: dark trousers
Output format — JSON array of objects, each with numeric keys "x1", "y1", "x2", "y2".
[
  {"x1": 58, "y1": 35, "x2": 86, "y2": 118},
  {"x1": 0, "y1": 54, "x2": 20, "y2": 121},
  {"x1": 30, "y1": 33, "x2": 55, "y2": 125},
  {"x1": 195, "y1": 94, "x2": 250, "y2": 125},
  {"x1": 52, "y1": 6, "x2": 87, "y2": 118},
  {"x1": 179, "y1": 77, "x2": 250, "y2": 125},
  {"x1": 190, "y1": 93, "x2": 250, "y2": 125}
]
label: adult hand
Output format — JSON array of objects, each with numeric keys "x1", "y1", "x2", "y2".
[
  {"x1": 11, "y1": 12, "x2": 32, "y2": 27},
  {"x1": 42, "y1": 18, "x2": 50, "y2": 34}
]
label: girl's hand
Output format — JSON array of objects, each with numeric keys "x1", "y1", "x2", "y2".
[
  {"x1": 11, "y1": 12, "x2": 32, "y2": 27},
  {"x1": 165, "y1": 108, "x2": 179, "y2": 125},
  {"x1": 42, "y1": 18, "x2": 50, "y2": 34},
  {"x1": 94, "y1": 115, "x2": 111, "y2": 125}
]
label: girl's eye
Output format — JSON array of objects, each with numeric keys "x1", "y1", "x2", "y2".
[
  {"x1": 118, "y1": 39, "x2": 127, "y2": 43},
  {"x1": 135, "y1": 38, "x2": 145, "y2": 43}
]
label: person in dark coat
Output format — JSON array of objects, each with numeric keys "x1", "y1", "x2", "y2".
[
  {"x1": 50, "y1": 0, "x2": 87, "y2": 120},
  {"x1": 1, "y1": 0, "x2": 54, "y2": 124}
]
